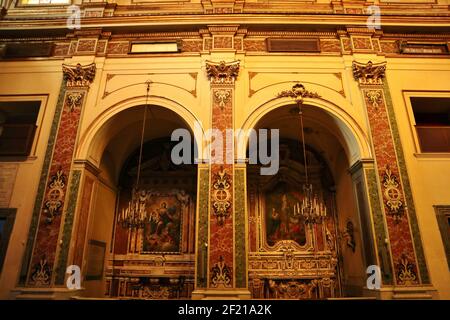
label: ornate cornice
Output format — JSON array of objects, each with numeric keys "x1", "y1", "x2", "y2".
[
  {"x1": 352, "y1": 60, "x2": 386, "y2": 85},
  {"x1": 206, "y1": 60, "x2": 240, "y2": 85},
  {"x1": 62, "y1": 63, "x2": 96, "y2": 88}
]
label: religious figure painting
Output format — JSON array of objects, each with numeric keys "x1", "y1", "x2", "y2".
[
  {"x1": 265, "y1": 183, "x2": 307, "y2": 247},
  {"x1": 142, "y1": 193, "x2": 183, "y2": 253}
]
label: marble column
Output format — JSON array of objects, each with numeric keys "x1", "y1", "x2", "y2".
[
  {"x1": 352, "y1": 61, "x2": 429, "y2": 287},
  {"x1": 193, "y1": 60, "x2": 249, "y2": 298},
  {"x1": 21, "y1": 63, "x2": 96, "y2": 287}
]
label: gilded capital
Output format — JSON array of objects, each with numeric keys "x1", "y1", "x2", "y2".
[
  {"x1": 352, "y1": 61, "x2": 386, "y2": 85},
  {"x1": 206, "y1": 60, "x2": 240, "y2": 85},
  {"x1": 62, "y1": 63, "x2": 96, "y2": 88}
]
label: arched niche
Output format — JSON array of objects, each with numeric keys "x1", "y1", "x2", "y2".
[
  {"x1": 244, "y1": 102, "x2": 374, "y2": 299},
  {"x1": 73, "y1": 103, "x2": 198, "y2": 299}
]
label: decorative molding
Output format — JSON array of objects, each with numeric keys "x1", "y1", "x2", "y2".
[
  {"x1": 19, "y1": 80, "x2": 68, "y2": 285},
  {"x1": 66, "y1": 92, "x2": 84, "y2": 112},
  {"x1": 212, "y1": 169, "x2": 232, "y2": 225},
  {"x1": 366, "y1": 90, "x2": 382, "y2": 108},
  {"x1": 396, "y1": 255, "x2": 418, "y2": 285},
  {"x1": 341, "y1": 220, "x2": 356, "y2": 253},
  {"x1": 352, "y1": 61, "x2": 386, "y2": 85},
  {"x1": 213, "y1": 89, "x2": 231, "y2": 109},
  {"x1": 206, "y1": 60, "x2": 240, "y2": 85},
  {"x1": 210, "y1": 256, "x2": 232, "y2": 288},
  {"x1": 43, "y1": 169, "x2": 66, "y2": 224},
  {"x1": 29, "y1": 256, "x2": 51, "y2": 286},
  {"x1": 277, "y1": 83, "x2": 321, "y2": 105},
  {"x1": 62, "y1": 63, "x2": 96, "y2": 88},
  {"x1": 267, "y1": 279, "x2": 319, "y2": 299},
  {"x1": 382, "y1": 165, "x2": 404, "y2": 221},
  {"x1": 54, "y1": 170, "x2": 82, "y2": 285}
]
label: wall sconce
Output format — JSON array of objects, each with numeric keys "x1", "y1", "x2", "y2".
[{"x1": 341, "y1": 220, "x2": 356, "y2": 253}]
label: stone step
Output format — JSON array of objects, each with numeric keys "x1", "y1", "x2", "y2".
[{"x1": 392, "y1": 293, "x2": 433, "y2": 300}]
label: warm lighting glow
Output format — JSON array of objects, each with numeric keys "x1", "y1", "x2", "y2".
[
  {"x1": 21, "y1": 0, "x2": 70, "y2": 4},
  {"x1": 294, "y1": 95, "x2": 327, "y2": 225},
  {"x1": 130, "y1": 42, "x2": 179, "y2": 54},
  {"x1": 117, "y1": 81, "x2": 151, "y2": 229}
]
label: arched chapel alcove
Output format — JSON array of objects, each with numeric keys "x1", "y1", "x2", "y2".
[
  {"x1": 80, "y1": 105, "x2": 197, "y2": 299},
  {"x1": 246, "y1": 104, "x2": 372, "y2": 299}
]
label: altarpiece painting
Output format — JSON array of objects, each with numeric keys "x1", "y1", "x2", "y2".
[
  {"x1": 106, "y1": 138, "x2": 196, "y2": 299},
  {"x1": 265, "y1": 182, "x2": 307, "y2": 247},
  {"x1": 247, "y1": 140, "x2": 341, "y2": 299}
]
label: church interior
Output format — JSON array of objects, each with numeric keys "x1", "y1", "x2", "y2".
[{"x1": 0, "y1": 0, "x2": 449, "y2": 300}]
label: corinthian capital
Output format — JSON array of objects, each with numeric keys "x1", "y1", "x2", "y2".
[
  {"x1": 206, "y1": 60, "x2": 240, "y2": 85},
  {"x1": 352, "y1": 61, "x2": 386, "y2": 85},
  {"x1": 62, "y1": 63, "x2": 96, "y2": 88}
]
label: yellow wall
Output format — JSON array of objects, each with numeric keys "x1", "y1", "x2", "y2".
[{"x1": 0, "y1": 53, "x2": 449, "y2": 299}]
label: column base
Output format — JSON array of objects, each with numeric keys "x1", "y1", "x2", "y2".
[
  {"x1": 362, "y1": 285, "x2": 438, "y2": 300},
  {"x1": 11, "y1": 287, "x2": 84, "y2": 300},
  {"x1": 191, "y1": 289, "x2": 251, "y2": 300}
]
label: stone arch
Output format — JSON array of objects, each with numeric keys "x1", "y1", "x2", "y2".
[
  {"x1": 76, "y1": 95, "x2": 204, "y2": 169},
  {"x1": 238, "y1": 93, "x2": 372, "y2": 167}
]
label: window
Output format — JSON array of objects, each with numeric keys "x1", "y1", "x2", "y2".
[
  {"x1": 0, "y1": 101, "x2": 40, "y2": 156},
  {"x1": 410, "y1": 97, "x2": 450, "y2": 153}
]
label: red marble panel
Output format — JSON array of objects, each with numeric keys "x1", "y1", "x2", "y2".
[
  {"x1": 182, "y1": 40, "x2": 203, "y2": 52},
  {"x1": 77, "y1": 39, "x2": 96, "y2": 53},
  {"x1": 209, "y1": 87, "x2": 234, "y2": 288},
  {"x1": 320, "y1": 40, "x2": 341, "y2": 53},
  {"x1": 28, "y1": 90, "x2": 86, "y2": 286},
  {"x1": 243, "y1": 40, "x2": 266, "y2": 52},
  {"x1": 380, "y1": 41, "x2": 399, "y2": 54},
  {"x1": 352, "y1": 37, "x2": 373, "y2": 50},
  {"x1": 107, "y1": 41, "x2": 130, "y2": 55},
  {"x1": 214, "y1": 36, "x2": 233, "y2": 49},
  {"x1": 363, "y1": 88, "x2": 419, "y2": 285}
]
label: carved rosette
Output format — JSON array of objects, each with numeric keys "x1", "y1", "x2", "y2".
[
  {"x1": 383, "y1": 165, "x2": 404, "y2": 221},
  {"x1": 206, "y1": 60, "x2": 240, "y2": 85},
  {"x1": 62, "y1": 62, "x2": 96, "y2": 88},
  {"x1": 212, "y1": 169, "x2": 232, "y2": 225},
  {"x1": 352, "y1": 60, "x2": 386, "y2": 85},
  {"x1": 277, "y1": 83, "x2": 321, "y2": 106},
  {"x1": 43, "y1": 169, "x2": 66, "y2": 223}
]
